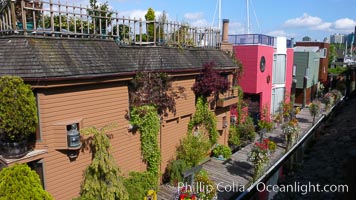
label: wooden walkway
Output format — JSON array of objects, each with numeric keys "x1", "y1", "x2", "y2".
[{"x1": 158, "y1": 107, "x2": 322, "y2": 200}]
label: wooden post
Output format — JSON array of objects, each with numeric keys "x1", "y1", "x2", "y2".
[
  {"x1": 177, "y1": 23, "x2": 180, "y2": 45},
  {"x1": 99, "y1": 13, "x2": 102, "y2": 35},
  {"x1": 32, "y1": 1, "x2": 36, "y2": 31},
  {"x1": 66, "y1": 2, "x2": 69, "y2": 37},
  {"x1": 128, "y1": 17, "x2": 131, "y2": 44},
  {"x1": 86, "y1": 5, "x2": 89, "y2": 34},
  {"x1": 115, "y1": 12, "x2": 118, "y2": 40},
  {"x1": 139, "y1": 18, "x2": 142, "y2": 45},
  {"x1": 73, "y1": 3, "x2": 77, "y2": 36},
  {"x1": 10, "y1": 0, "x2": 17, "y2": 31},
  {"x1": 21, "y1": 0, "x2": 27, "y2": 35},
  {"x1": 80, "y1": 4, "x2": 83, "y2": 36},
  {"x1": 157, "y1": 21, "x2": 160, "y2": 45},
  {"x1": 153, "y1": 18, "x2": 156, "y2": 45},
  {"x1": 133, "y1": 17, "x2": 136, "y2": 43},
  {"x1": 122, "y1": 17, "x2": 125, "y2": 41},
  {"x1": 50, "y1": 0, "x2": 54, "y2": 36}
]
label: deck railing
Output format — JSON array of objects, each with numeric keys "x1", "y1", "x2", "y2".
[
  {"x1": 0, "y1": 0, "x2": 221, "y2": 48},
  {"x1": 228, "y1": 34, "x2": 275, "y2": 47}
]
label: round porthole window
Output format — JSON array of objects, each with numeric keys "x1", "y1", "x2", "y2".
[{"x1": 260, "y1": 56, "x2": 266, "y2": 72}]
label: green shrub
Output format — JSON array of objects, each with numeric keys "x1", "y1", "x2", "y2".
[
  {"x1": 268, "y1": 140, "x2": 277, "y2": 153},
  {"x1": 257, "y1": 120, "x2": 273, "y2": 132},
  {"x1": 177, "y1": 133, "x2": 210, "y2": 167},
  {"x1": 0, "y1": 164, "x2": 53, "y2": 200},
  {"x1": 77, "y1": 124, "x2": 128, "y2": 200},
  {"x1": 166, "y1": 159, "x2": 189, "y2": 185},
  {"x1": 212, "y1": 144, "x2": 232, "y2": 159},
  {"x1": 238, "y1": 117, "x2": 256, "y2": 142},
  {"x1": 228, "y1": 125, "x2": 240, "y2": 146},
  {"x1": 124, "y1": 171, "x2": 157, "y2": 200},
  {"x1": 194, "y1": 170, "x2": 217, "y2": 200},
  {"x1": 0, "y1": 76, "x2": 38, "y2": 141}
]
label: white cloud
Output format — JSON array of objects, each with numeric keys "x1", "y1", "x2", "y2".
[
  {"x1": 267, "y1": 30, "x2": 297, "y2": 38},
  {"x1": 267, "y1": 30, "x2": 287, "y2": 37},
  {"x1": 311, "y1": 22, "x2": 332, "y2": 31},
  {"x1": 283, "y1": 13, "x2": 356, "y2": 33},
  {"x1": 189, "y1": 19, "x2": 210, "y2": 27},
  {"x1": 332, "y1": 18, "x2": 356, "y2": 30},
  {"x1": 184, "y1": 12, "x2": 204, "y2": 20},
  {"x1": 284, "y1": 13, "x2": 322, "y2": 28}
]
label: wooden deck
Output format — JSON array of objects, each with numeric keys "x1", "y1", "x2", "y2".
[{"x1": 158, "y1": 106, "x2": 326, "y2": 200}]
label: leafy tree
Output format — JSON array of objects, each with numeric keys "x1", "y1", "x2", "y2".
[
  {"x1": 0, "y1": 164, "x2": 53, "y2": 200},
  {"x1": 42, "y1": 15, "x2": 93, "y2": 33},
  {"x1": 113, "y1": 24, "x2": 130, "y2": 41},
  {"x1": 157, "y1": 10, "x2": 167, "y2": 40},
  {"x1": 129, "y1": 72, "x2": 184, "y2": 116},
  {"x1": 192, "y1": 62, "x2": 230, "y2": 99},
  {"x1": 173, "y1": 24, "x2": 194, "y2": 46},
  {"x1": 89, "y1": 0, "x2": 112, "y2": 34},
  {"x1": 145, "y1": 8, "x2": 155, "y2": 42},
  {"x1": 329, "y1": 44, "x2": 337, "y2": 66},
  {"x1": 77, "y1": 124, "x2": 128, "y2": 200}
]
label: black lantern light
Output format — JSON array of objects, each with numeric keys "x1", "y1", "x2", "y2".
[{"x1": 67, "y1": 124, "x2": 80, "y2": 148}]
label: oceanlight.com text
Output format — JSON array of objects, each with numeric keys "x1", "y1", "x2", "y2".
[{"x1": 257, "y1": 182, "x2": 349, "y2": 195}]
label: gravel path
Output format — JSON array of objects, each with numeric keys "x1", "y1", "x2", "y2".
[{"x1": 273, "y1": 95, "x2": 356, "y2": 200}]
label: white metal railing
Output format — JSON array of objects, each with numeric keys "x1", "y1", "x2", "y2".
[{"x1": 0, "y1": 0, "x2": 221, "y2": 48}]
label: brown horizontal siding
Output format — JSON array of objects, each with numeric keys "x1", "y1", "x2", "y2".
[
  {"x1": 161, "y1": 117, "x2": 190, "y2": 172},
  {"x1": 164, "y1": 77, "x2": 196, "y2": 120},
  {"x1": 37, "y1": 82, "x2": 143, "y2": 200}
]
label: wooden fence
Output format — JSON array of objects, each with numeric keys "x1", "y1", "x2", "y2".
[{"x1": 0, "y1": 0, "x2": 221, "y2": 48}]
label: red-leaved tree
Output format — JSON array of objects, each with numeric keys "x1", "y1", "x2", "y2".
[{"x1": 192, "y1": 62, "x2": 230, "y2": 98}]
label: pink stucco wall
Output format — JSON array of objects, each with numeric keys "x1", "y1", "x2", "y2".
[
  {"x1": 234, "y1": 45, "x2": 259, "y2": 93},
  {"x1": 234, "y1": 45, "x2": 274, "y2": 114},
  {"x1": 285, "y1": 48, "x2": 294, "y2": 102}
]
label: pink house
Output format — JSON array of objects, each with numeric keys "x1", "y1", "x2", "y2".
[{"x1": 230, "y1": 34, "x2": 294, "y2": 120}]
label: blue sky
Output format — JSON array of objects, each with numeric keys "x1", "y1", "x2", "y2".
[{"x1": 74, "y1": 0, "x2": 356, "y2": 41}]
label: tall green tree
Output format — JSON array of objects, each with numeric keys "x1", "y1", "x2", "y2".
[
  {"x1": 329, "y1": 43, "x2": 337, "y2": 66},
  {"x1": 77, "y1": 124, "x2": 128, "y2": 200},
  {"x1": 89, "y1": 0, "x2": 112, "y2": 34},
  {"x1": 145, "y1": 8, "x2": 155, "y2": 42},
  {"x1": 157, "y1": 10, "x2": 167, "y2": 40},
  {"x1": 0, "y1": 164, "x2": 53, "y2": 200}
]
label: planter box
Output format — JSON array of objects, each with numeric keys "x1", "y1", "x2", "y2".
[
  {"x1": 217, "y1": 96, "x2": 238, "y2": 107},
  {"x1": 0, "y1": 139, "x2": 29, "y2": 159}
]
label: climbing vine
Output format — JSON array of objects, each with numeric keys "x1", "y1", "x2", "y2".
[
  {"x1": 188, "y1": 97, "x2": 218, "y2": 144},
  {"x1": 130, "y1": 105, "x2": 161, "y2": 175},
  {"x1": 236, "y1": 85, "x2": 245, "y2": 125}
]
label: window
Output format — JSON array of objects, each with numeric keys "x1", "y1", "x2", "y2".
[
  {"x1": 34, "y1": 91, "x2": 42, "y2": 141},
  {"x1": 320, "y1": 48, "x2": 327, "y2": 58},
  {"x1": 27, "y1": 159, "x2": 45, "y2": 189}
]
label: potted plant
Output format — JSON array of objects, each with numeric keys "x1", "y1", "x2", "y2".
[
  {"x1": 309, "y1": 101, "x2": 321, "y2": 125},
  {"x1": 212, "y1": 144, "x2": 232, "y2": 160},
  {"x1": 0, "y1": 76, "x2": 38, "y2": 158}
]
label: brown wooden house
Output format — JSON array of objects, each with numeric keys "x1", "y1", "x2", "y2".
[{"x1": 0, "y1": 1, "x2": 240, "y2": 198}]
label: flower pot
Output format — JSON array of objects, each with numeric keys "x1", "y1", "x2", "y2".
[{"x1": 0, "y1": 139, "x2": 29, "y2": 159}]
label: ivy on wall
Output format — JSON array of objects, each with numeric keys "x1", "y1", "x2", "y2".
[
  {"x1": 130, "y1": 105, "x2": 161, "y2": 175},
  {"x1": 188, "y1": 97, "x2": 218, "y2": 144}
]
